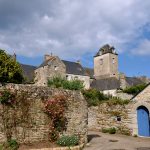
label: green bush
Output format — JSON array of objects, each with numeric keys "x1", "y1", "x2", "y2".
[
  {"x1": 82, "y1": 89, "x2": 108, "y2": 106},
  {"x1": 48, "y1": 76, "x2": 84, "y2": 90},
  {"x1": 0, "y1": 90, "x2": 15, "y2": 105},
  {"x1": 56, "y1": 135, "x2": 79, "y2": 147},
  {"x1": 106, "y1": 98, "x2": 130, "y2": 106},
  {"x1": 102, "y1": 128, "x2": 110, "y2": 133},
  {"x1": 109, "y1": 127, "x2": 116, "y2": 134},
  {"x1": 2, "y1": 139, "x2": 19, "y2": 150},
  {"x1": 123, "y1": 84, "x2": 147, "y2": 95},
  {"x1": 101, "y1": 127, "x2": 116, "y2": 134}
]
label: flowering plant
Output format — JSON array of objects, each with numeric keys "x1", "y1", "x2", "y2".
[{"x1": 44, "y1": 95, "x2": 67, "y2": 142}]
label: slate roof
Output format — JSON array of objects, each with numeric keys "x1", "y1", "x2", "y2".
[
  {"x1": 125, "y1": 77, "x2": 145, "y2": 86},
  {"x1": 20, "y1": 64, "x2": 37, "y2": 82},
  {"x1": 91, "y1": 77, "x2": 120, "y2": 91},
  {"x1": 38, "y1": 56, "x2": 56, "y2": 68},
  {"x1": 95, "y1": 44, "x2": 118, "y2": 57},
  {"x1": 62, "y1": 60, "x2": 87, "y2": 76}
]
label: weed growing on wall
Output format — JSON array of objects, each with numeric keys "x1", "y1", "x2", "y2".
[
  {"x1": 0, "y1": 89, "x2": 31, "y2": 149},
  {"x1": 48, "y1": 76, "x2": 84, "y2": 90},
  {"x1": 56, "y1": 135, "x2": 79, "y2": 147},
  {"x1": 123, "y1": 84, "x2": 147, "y2": 95},
  {"x1": 0, "y1": 89, "x2": 15, "y2": 105},
  {"x1": 44, "y1": 95, "x2": 68, "y2": 142}
]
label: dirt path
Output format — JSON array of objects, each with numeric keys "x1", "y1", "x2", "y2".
[{"x1": 84, "y1": 131, "x2": 150, "y2": 150}]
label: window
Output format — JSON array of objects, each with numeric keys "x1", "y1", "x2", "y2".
[
  {"x1": 100, "y1": 59, "x2": 103, "y2": 65},
  {"x1": 66, "y1": 75, "x2": 68, "y2": 80},
  {"x1": 116, "y1": 116, "x2": 121, "y2": 121},
  {"x1": 54, "y1": 66, "x2": 58, "y2": 71},
  {"x1": 74, "y1": 76, "x2": 78, "y2": 79},
  {"x1": 112, "y1": 58, "x2": 115, "y2": 64}
]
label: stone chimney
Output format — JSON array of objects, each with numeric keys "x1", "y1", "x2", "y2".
[
  {"x1": 12, "y1": 52, "x2": 16, "y2": 61},
  {"x1": 76, "y1": 60, "x2": 81, "y2": 65}
]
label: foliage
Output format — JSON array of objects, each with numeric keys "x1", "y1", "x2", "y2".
[
  {"x1": 105, "y1": 98, "x2": 130, "y2": 106},
  {"x1": 56, "y1": 135, "x2": 79, "y2": 147},
  {"x1": 1, "y1": 139, "x2": 19, "y2": 150},
  {"x1": 0, "y1": 49, "x2": 24, "y2": 83},
  {"x1": 117, "y1": 127, "x2": 131, "y2": 136},
  {"x1": 0, "y1": 90, "x2": 15, "y2": 105},
  {"x1": 82, "y1": 89, "x2": 108, "y2": 106},
  {"x1": 123, "y1": 84, "x2": 147, "y2": 95},
  {"x1": 48, "y1": 76, "x2": 84, "y2": 90},
  {"x1": 102, "y1": 127, "x2": 116, "y2": 134},
  {"x1": 44, "y1": 95, "x2": 67, "y2": 142}
]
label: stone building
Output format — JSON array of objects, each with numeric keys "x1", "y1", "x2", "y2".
[
  {"x1": 128, "y1": 84, "x2": 150, "y2": 136},
  {"x1": 94, "y1": 44, "x2": 119, "y2": 79},
  {"x1": 34, "y1": 55, "x2": 90, "y2": 89},
  {"x1": 19, "y1": 44, "x2": 149, "y2": 94}
]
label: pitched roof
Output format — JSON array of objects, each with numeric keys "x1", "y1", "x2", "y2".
[
  {"x1": 20, "y1": 64, "x2": 37, "y2": 82},
  {"x1": 62, "y1": 60, "x2": 87, "y2": 76},
  {"x1": 125, "y1": 77, "x2": 146, "y2": 86},
  {"x1": 95, "y1": 44, "x2": 118, "y2": 57},
  {"x1": 91, "y1": 77, "x2": 120, "y2": 91},
  {"x1": 38, "y1": 56, "x2": 56, "y2": 68}
]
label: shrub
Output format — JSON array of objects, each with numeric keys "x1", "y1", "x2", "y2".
[
  {"x1": 0, "y1": 90, "x2": 15, "y2": 105},
  {"x1": 82, "y1": 89, "x2": 108, "y2": 106},
  {"x1": 102, "y1": 128, "x2": 109, "y2": 133},
  {"x1": 101, "y1": 128, "x2": 116, "y2": 134},
  {"x1": 48, "y1": 76, "x2": 84, "y2": 90},
  {"x1": 2, "y1": 139, "x2": 19, "y2": 150},
  {"x1": 108, "y1": 127, "x2": 116, "y2": 134},
  {"x1": 106, "y1": 98, "x2": 130, "y2": 106},
  {"x1": 44, "y1": 95, "x2": 67, "y2": 142},
  {"x1": 123, "y1": 84, "x2": 147, "y2": 95},
  {"x1": 56, "y1": 135, "x2": 79, "y2": 147}
]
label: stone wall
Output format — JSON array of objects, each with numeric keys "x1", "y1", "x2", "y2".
[
  {"x1": 88, "y1": 102, "x2": 132, "y2": 135},
  {"x1": 116, "y1": 92, "x2": 133, "y2": 100},
  {"x1": 128, "y1": 84, "x2": 150, "y2": 136},
  {"x1": 0, "y1": 84, "x2": 88, "y2": 144},
  {"x1": 34, "y1": 56, "x2": 66, "y2": 86}
]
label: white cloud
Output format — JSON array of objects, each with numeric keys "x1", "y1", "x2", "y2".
[
  {"x1": 0, "y1": 0, "x2": 150, "y2": 59},
  {"x1": 132, "y1": 39, "x2": 150, "y2": 55}
]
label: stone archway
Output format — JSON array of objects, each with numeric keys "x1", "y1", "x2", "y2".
[{"x1": 137, "y1": 106, "x2": 150, "y2": 137}]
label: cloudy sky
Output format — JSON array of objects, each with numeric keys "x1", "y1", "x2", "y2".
[{"x1": 0, "y1": 0, "x2": 150, "y2": 77}]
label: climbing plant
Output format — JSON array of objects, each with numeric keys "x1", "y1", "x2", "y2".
[{"x1": 44, "y1": 95, "x2": 68, "y2": 142}]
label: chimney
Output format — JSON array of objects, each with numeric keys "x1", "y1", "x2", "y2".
[
  {"x1": 12, "y1": 52, "x2": 16, "y2": 61},
  {"x1": 44, "y1": 54, "x2": 52, "y2": 61},
  {"x1": 76, "y1": 60, "x2": 81, "y2": 65}
]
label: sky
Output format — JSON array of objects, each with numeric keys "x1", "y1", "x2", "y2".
[{"x1": 0, "y1": 0, "x2": 150, "y2": 77}]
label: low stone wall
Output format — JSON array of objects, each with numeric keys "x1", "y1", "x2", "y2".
[
  {"x1": 0, "y1": 84, "x2": 88, "y2": 144},
  {"x1": 88, "y1": 102, "x2": 132, "y2": 135},
  {"x1": 116, "y1": 92, "x2": 133, "y2": 100}
]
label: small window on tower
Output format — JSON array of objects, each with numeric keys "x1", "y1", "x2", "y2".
[
  {"x1": 54, "y1": 66, "x2": 58, "y2": 70},
  {"x1": 112, "y1": 58, "x2": 115, "y2": 64},
  {"x1": 100, "y1": 59, "x2": 103, "y2": 65}
]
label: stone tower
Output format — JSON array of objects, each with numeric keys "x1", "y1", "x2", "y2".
[{"x1": 94, "y1": 44, "x2": 119, "y2": 79}]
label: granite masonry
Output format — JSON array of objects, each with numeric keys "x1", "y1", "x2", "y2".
[{"x1": 0, "y1": 84, "x2": 88, "y2": 144}]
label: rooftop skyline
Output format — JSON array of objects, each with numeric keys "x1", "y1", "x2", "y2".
[{"x1": 0, "y1": 0, "x2": 150, "y2": 77}]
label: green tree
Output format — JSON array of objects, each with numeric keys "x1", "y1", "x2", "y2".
[{"x1": 0, "y1": 49, "x2": 24, "y2": 83}]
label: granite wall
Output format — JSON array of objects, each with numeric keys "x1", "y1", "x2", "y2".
[
  {"x1": 0, "y1": 84, "x2": 88, "y2": 144},
  {"x1": 88, "y1": 102, "x2": 132, "y2": 135}
]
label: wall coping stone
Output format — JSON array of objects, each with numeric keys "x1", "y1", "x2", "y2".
[{"x1": 28, "y1": 144, "x2": 84, "y2": 150}]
